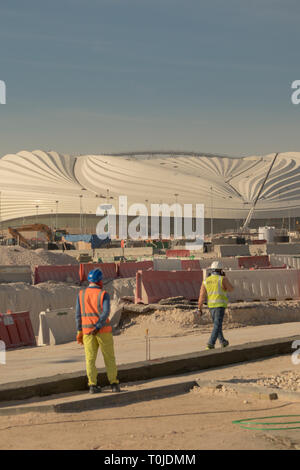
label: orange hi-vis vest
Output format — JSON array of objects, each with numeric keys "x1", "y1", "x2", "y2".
[{"x1": 79, "y1": 287, "x2": 112, "y2": 335}]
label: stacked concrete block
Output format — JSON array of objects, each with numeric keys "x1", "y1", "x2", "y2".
[{"x1": 214, "y1": 245, "x2": 250, "y2": 257}]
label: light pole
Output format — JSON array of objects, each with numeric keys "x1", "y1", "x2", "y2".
[
  {"x1": 55, "y1": 201, "x2": 59, "y2": 230},
  {"x1": 145, "y1": 200, "x2": 149, "y2": 239},
  {"x1": 0, "y1": 191, "x2": 2, "y2": 239},
  {"x1": 35, "y1": 205, "x2": 39, "y2": 248},
  {"x1": 174, "y1": 193, "x2": 179, "y2": 240},
  {"x1": 210, "y1": 186, "x2": 213, "y2": 242},
  {"x1": 79, "y1": 195, "x2": 83, "y2": 233}
]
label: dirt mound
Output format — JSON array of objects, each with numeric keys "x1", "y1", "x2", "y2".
[
  {"x1": 118, "y1": 300, "x2": 300, "y2": 338},
  {"x1": 0, "y1": 246, "x2": 78, "y2": 269}
]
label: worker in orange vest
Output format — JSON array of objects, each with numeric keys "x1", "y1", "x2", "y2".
[
  {"x1": 121, "y1": 239, "x2": 126, "y2": 258},
  {"x1": 76, "y1": 268, "x2": 120, "y2": 394}
]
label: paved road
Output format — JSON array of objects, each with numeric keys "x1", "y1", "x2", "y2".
[{"x1": 1, "y1": 322, "x2": 299, "y2": 385}]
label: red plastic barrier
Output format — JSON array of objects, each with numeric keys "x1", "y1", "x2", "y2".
[
  {"x1": 119, "y1": 261, "x2": 153, "y2": 278},
  {"x1": 34, "y1": 265, "x2": 80, "y2": 284},
  {"x1": 79, "y1": 263, "x2": 118, "y2": 282},
  {"x1": 135, "y1": 270, "x2": 203, "y2": 304},
  {"x1": 0, "y1": 311, "x2": 36, "y2": 349},
  {"x1": 166, "y1": 249, "x2": 190, "y2": 258},
  {"x1": 238, "y1": 256, "x2": 270, "y2": 269},
  {"x1": 181, "y1": 260, "x2": 201, "y2": 271}
]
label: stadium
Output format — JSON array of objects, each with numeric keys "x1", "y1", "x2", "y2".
[{"x1": 0, "y1": 149, "x2": 300, "y2": 236}]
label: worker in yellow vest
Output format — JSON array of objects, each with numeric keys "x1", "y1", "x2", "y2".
[
  {"x1": 198, "y1": 261, "x2": 234, "y2": 350},
  {"x1": 76, "y1": 268, "x2": 120, "y2": 394}
]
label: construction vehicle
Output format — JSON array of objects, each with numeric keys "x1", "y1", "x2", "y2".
[{"x1": 8, "y1": 224, "x2": 68, "y2": 249}]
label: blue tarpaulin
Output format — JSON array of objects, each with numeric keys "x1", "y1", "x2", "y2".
[{"x1": 64, "y1": 234, "x2": 110, "y2": 248}]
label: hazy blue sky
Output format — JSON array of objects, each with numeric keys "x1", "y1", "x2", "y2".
[{"x1": 0, "y1": 0, "x2": 300, "y2": 157}]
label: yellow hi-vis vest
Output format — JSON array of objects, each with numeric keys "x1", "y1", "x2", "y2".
[{"x1": 203, "y1": 274, "x2": 228, "y2": 308}]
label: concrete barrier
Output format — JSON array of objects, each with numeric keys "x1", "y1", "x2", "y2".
[
  {"x1": 198, "y1": 258, "x2": 239, "y2": 270},
  {"x1": 135, "y1": 270, "x2": 203, "y2": 303},
  {"x1": 269, "y1": 255, "x2": 300, "y2": 269},
  {"x1": 0, "y1": 311, "x2": 36, "y2": 349},
  {"x1": 166, "y1": 249, "x2": 190, "y2": 257},
  {"x1": 34, "y1": 265, "x2": 80, "y2": 284},
  {"x1": 238, "y1": 255, "x2": 270, "y2": 269},
  {"x1": 119, "y1": 261, "x2": 153, "y2": 278},
  {"x1": 153, "y1": 258, "x2": 239, "y2": 271},
  {"x1": 214, "y1": 245, "x2": 250, "y2": 257},
  {"x1": 210, "y1": 269, "x2": 300, "y2": 301},
  {"x1": 266, "y1": 243, "x2": 300, "y2": 255},
  {"x1": 62, "y1": 250, "x2": 93, "y2": 258},
  {"x1": 37, "y1": 307, "x2": 76, "y2": 346},
  {"x1": 79, "y1": 262, "x2": 118, "y2": 282},
  {"x1": 153, "y1": 259, "x2": 182, "y2": 271},
  {"x1": 249, "y1": 244, "x2": 267, "y2": 256},
  {"x1": 94, "y1": 247, "x2": 153, "y2": 258},
  {"x1": 0, "y1": 265, "x2": 31, "y2": 284},
  {"x1": 181, "y1": 260, "x2": 201, "y2": 270}
]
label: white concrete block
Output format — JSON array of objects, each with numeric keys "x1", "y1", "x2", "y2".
[
  {"x1": 37, "y1": 307, "x2": 76, "y2": 346},
  {"x1": 153, "y1": 259, "x2": 182, "y2": 271},
  {"x1": 0, "y1": 265, "x2": 31, "y2": 284},
  {"x1": 266, "y1": 244, "x2": 300, "y2": 255},
  {"x1": 203, "y1": 269, "x2": 300, "y2": 301},
  {"x1": 199, "y1": 258, "x2": 239, "y2": 270},
  {"x1": 214, "y1": 245, "x2": 250, "y2": 257}
]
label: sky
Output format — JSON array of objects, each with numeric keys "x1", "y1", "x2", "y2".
[{"x1": 0, "y1": 0, "x2": 300, "y2": 157}]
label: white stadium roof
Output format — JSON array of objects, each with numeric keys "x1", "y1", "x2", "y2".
[{"x1": 0, "y1": 150, "x2": 300, "y2": 223}]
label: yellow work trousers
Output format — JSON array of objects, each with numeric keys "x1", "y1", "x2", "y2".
[{"x1": 83, "y1": 332, "x2": 119, "y2": 386}]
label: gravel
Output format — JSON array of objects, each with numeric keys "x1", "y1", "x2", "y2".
[
  {"x1": 0, "y1": 246, "x2": 78, "y2": 269},
  {"x1": 256, "y1": 371, "x2": 300, "y2": 392}
]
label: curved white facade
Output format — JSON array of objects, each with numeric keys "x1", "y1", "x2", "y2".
[{"x1": 0, "y1": 149, "x2": 300, "y2": 223}]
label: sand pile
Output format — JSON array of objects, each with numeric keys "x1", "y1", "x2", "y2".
[{"x1": 0, "y1": 246, "x2": 78, "y2": 269}]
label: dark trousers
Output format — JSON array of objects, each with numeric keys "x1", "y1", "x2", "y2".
[{"x1": 208, "y1": 307, "x2": 226, "y2": 346}]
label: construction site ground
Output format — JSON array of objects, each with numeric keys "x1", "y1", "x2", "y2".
[
  {"x1": 2, "y1": 322, "x2": 299, "y2": 384},
  {"x1": 1, "y1": 354, "x2": 300, "y2": 450}
]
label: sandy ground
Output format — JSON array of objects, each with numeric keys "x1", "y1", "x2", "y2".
[
  {"x1": 2, "y1": 322, "x2": 300, "y2": 385},
  {"x1": 1, "y1": 356, "x2": 300, "y2": 450},
  {"x1": 1, "y1": 347, "x2": 300, "y2": 450}
]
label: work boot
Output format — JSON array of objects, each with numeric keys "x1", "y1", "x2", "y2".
[
  {"x1": 89, "y1": 385, "x2": 102, "y2": 394},
  {"x1": 111, "y1": 383, "x2": 121, "y2": 393},
  {"x1": 221, "y1": 340, "x2": 229, "y2": 348}
]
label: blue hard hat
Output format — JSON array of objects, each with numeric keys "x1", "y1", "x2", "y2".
[{"x1": 88, "y1": 268, "x2": 103, "y2": 283}]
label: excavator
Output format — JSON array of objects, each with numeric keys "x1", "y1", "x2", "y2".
[{"x1": 8, "y1": 224, "x2": 66, "y2": 248}]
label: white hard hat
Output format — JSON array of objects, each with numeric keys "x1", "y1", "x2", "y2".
[{"x1": 210, "y1": 261, "x2": 223, "y2": 270}]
